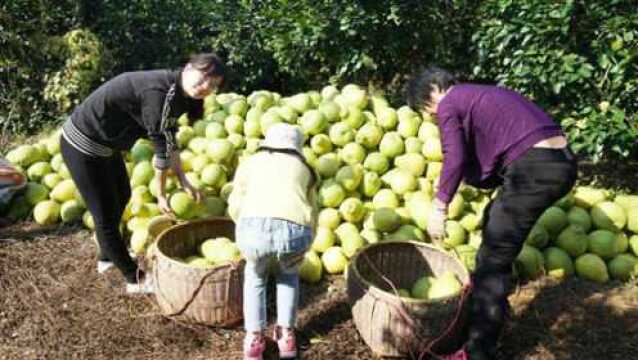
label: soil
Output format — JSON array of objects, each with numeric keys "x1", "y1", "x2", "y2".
[{"x1": 1, "y1": 222, "x2": 637, "y2": 360}]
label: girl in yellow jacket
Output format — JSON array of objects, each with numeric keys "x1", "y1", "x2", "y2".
[{"x1": 228, "y1": 123, "x2": 317, "y2": 360}]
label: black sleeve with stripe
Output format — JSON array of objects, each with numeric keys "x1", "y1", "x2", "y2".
[{"x1": 141, "y1": 89, "x2": 172, "y2": 170}]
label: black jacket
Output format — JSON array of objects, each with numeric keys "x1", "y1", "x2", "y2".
[{"x1": 66, "y1": 69, "x2": 201, "y2": 168}]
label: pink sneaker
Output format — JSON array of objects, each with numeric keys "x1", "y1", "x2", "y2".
[
  {"x1": 243, "y1": 333, "x2": 266, "y2": 360},
  {"x1": 273, "y1": 326, "x2": 297, "y2": 359},
  {"x1": 441, "y1": 347, "x2": 469, "y2": 360}
]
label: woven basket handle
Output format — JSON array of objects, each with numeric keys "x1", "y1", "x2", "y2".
[
  {"x1": 361, "y1": 253, "x2": 473, "y2": 360},
  {"x1": 415, "y1": 283, "x2": 472, "y2": 360},
  {"x1": 156, "y1": 266, "x2": 220, "y2": 318}
]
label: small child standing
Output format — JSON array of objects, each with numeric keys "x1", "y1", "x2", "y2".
[{"x1": 228, "y1": 123, "x2": 317, "y2": 360}]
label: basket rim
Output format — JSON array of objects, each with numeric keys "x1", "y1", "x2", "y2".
[
  {"x1": 155, "y1": 217, "x2": 245, "y2": 271},
  {"x1": 348, "y1": 240, "x2": 470, "y2": 305}
]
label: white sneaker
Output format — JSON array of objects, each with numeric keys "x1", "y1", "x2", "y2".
[
  {"x1": 92, "y1": 233, "x2": 113, "y2": 274},
  {"x1": 126, "y1": 276, "x2": 154, "y2": 294},
  {"x1": 97, "y1": 260, "x2": 114, "y2": 274}
]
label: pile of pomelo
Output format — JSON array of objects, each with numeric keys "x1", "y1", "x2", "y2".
[{"x1": 4, "y1": 84, "x2": 637, "y2": 281}]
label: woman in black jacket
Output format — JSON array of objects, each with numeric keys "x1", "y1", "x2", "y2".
[{"x1": 60, "y1": 53, "x2": 224, "y2": 293}]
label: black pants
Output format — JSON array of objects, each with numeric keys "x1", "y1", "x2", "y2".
[
  {"x1": 60, "y1": 136, "x2": 138, "y2": 283},
  {"x1": 468, "y1": 147, "x2": 577, "y2": 357}
]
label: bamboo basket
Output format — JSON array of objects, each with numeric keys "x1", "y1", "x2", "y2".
[
  {"x1": 153, "y1": 217, "x2": 244, "y2": 327},
  {"x1": 347, "y1": 241, "x2": 472, "y2": 358}
]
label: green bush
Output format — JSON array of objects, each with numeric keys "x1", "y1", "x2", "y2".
[
  {"x1": 204, "y1": 1, "x2": 478, "y2": 97},
  {"x1": 43, "y1": 29, "x2": 113, "y2": 113},
  {"x1": 472, "y1": 1, "x2": 593, "y2": 108},
  {"x1": 586, "y1": 2, "x2": 638, "y2": 113},
  {"x1": 1, "y1": 0, "x2": 206, "y2": 135},
  {"x1": 471, "y1": 0, "x2": 638, "y2": 160},
  {"x1": 0, "y1": 0, "x2": 80, "y2": 134},
  {"x1": 1, "y1": 0, "x2": 636, "y2": 161},
  {"x1": 563, "y1": 104, "x2": 638, "y2": 162},
  {"x1": 84, "y1": 0, "x2": 208, "y2": 71}
]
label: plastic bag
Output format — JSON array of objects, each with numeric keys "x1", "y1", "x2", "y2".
[{"x1": 0, "y1": 158, "x2": 27, "y2": 213}]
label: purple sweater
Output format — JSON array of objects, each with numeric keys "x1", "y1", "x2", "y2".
[{"x1": 435, "y1": 84, "x2": 564, "y2": 204}]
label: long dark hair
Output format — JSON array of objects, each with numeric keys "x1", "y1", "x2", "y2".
[{"x1": 187, "y1": 99, "x2": 204, "y2": 121}]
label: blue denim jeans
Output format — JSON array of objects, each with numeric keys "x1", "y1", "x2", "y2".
[{"x1": 236, "y1": 217, "x2": 312, "y2": 332}]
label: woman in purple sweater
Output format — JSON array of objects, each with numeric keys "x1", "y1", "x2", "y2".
[{"x1": 407, "y1": 67, "x2": 577, "y2": 359}]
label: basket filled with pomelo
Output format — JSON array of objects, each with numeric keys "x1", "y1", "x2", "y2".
[
  {"x1": 347, "y1": 241, "x2": 471, "y2": 358},
  {"x1": 153, "y1": 217, "x2": 244, "y2": 327}
]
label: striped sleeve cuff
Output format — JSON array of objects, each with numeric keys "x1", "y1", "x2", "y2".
[
  {"x1": 153, "y1": 155, "x2": 171, "y2": 170},
  {"x1": 150, "y1": 135, "x2": 171, "y2": 170}
]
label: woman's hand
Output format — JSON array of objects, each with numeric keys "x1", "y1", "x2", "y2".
[
  {"x1": 157, "y1": 193, "x2": 174, "y2": 217},
  {"x1": 170, "y1": 151, "x2": 203, "y2": 203},
  {"x1": 183, "y1": 180, "x2": 204, "y2": 203},
  {"x1": 427, "y1": 198, "x2": 448, "y2": 248}
]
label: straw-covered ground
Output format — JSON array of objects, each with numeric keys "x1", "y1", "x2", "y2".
[{"x1": 1, "y1": 222, "x2": 637, "y2": 360}]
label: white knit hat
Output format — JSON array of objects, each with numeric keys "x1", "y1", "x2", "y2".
[{"x1": 261, "y1": 123, "x2": 304, "y2": 154}]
